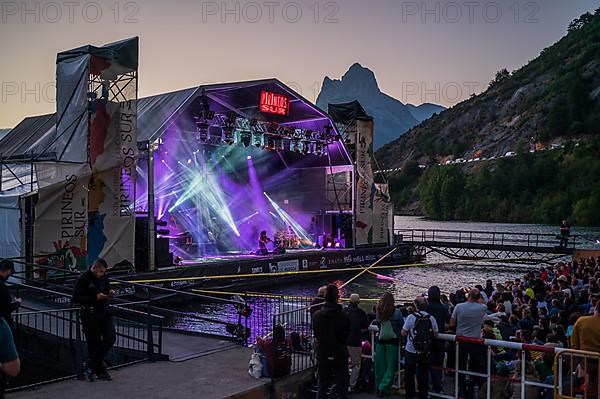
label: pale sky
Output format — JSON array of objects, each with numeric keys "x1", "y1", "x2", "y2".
[{"x1": 0, "y1": 0, "x2": 597, "y2": 128}]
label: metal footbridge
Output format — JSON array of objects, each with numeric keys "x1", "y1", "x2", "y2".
[{"x1": 395, "y1": 228, "x2": 580, "y2": 262}]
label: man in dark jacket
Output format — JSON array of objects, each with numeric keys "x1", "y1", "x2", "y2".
[
  {"x1": 344, "y1": 293, "x2": 368, "y2": 392},
  {"x1": 0, "y1": 260, "x2": 21, "y2": 327},
  {"x1": 426, "y1": 286, "x2": 450, "y2": 393},
  {"x1": 73, "y1": 258, "x2": 116, "y2": 382},
  {"x1": 313, "y1": 284, "x2": 350, "y2": 399}
]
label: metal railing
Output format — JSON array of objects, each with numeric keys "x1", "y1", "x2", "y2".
[
  {"x1": 395, "y1": 228, "x2": 580, "y2": 250},
  {"x1": 6, "y1": 296, "x2": 164, "y2": 391},
  {"x1": 261, "y1": 310, "x2": 600, "y2": 399},
  {"x1": 555, "y1": 349, "x2": 600, "y2": 399},
  {"x1": 270, "y1": 301, "x2": 314, "y2": 377}
]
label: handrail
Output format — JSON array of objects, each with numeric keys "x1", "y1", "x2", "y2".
[
  {"x1": 394, "y1": 228, "x2": 575, "y2": 237},
  {"x1": 9, "y1": 258, "x2": 244, "y2": 305}
]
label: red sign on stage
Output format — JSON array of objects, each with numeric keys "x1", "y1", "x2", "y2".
[{"x1": 260, "y1": 91, "x2": 290, "y2": 116}]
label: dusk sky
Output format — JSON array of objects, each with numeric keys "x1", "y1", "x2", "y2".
[{"x1": 0, "y1": 0, "x2": 597, "y2": 128}]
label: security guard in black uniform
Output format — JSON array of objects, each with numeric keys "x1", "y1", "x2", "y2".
[{"x1": 73, "y1": 258, "x2": 116, "y2": 381}]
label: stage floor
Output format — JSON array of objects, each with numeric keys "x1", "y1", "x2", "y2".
[{"x1": 178, "y1": 248, "x2": 348, "y2": 266}]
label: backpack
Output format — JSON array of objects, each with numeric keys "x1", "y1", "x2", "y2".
[
  {"x1": 410, "y1": 312, "x2": 433, "y2": 356},
  {"x1": 378, "y1": 320, "x2": 397, "y2": 340}
]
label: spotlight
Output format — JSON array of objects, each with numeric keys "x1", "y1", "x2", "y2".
[
  {"x1": 290, "y1": 138, "x2": 301, "y2": 153},
  {"x1": 222, "y1": 127, "x2": 236, "y2": 145},
  {"x1": 195, "y1": 122, "x2": 210, "y2": 143},
  {"x1": 187, "y1": 159, "x2": 192, "y2": 164},
  {"x1": 247, "y1": 155, "x2": 252, "y2": 160},
  {"x1": 252, "y1": 132, "x2": 263, "y2": 148},
  {"x1": 240, "y1": 131, "x2": 252, "y2": 147},
  {"x1": 315, "y1": 142, "x2": 324, "y2": 156},
  {"x1": 301, "y1": 139, "x2": 310, "y2": 155}
]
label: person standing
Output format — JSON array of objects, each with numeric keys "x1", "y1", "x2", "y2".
[
  {"x1": 374, "y1": 292, "x2": 403, "y2": 397},
  {"x1": 571, "y1": 301, "x2": 600, "y2": 398},
  {"x1": 402, "y1": 296, "x2": 438, "y2": 399},
  {"x1": 344, "y1": 293, "x2": 368, "y2": 392},
  {"x1": 0, "y1": 318, "x2": 20, "y2": 399},
  {"x1": 0, "y1": 260, "x2": 21, "y2": 327},
  {"x1": 449, "y1": 288, "x2": 487, "y2": 398},
  {"x1": 73, "y1": 258, "x2": 116, "y2": 382},
  {"x1": 312, "y1": 284, "x2": 350, "y2": 399},
  {"x1": 310, "y1": 285, "x2": 327, "y2": 318},
  {"x1": 426, "y1": 286, "x2": 449, "y2": 393},
  {"x1": 559, "y1": 220, "x2": 570, "y2": 247}
]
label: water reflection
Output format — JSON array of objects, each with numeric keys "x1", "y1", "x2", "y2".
[{"x1": 166, "y1": 217, "x2": 600, "y2": 341}]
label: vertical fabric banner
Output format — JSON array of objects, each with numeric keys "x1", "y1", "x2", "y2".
[
  {"x1": 87, "y1": 95, "x2": 137, "y2": 267},
  {"x1": 355, "y1": 120, "x2": 390, "y2": 246},
  {"x1": 34, "y1": 163, "x2": 91, "y2": 272}
]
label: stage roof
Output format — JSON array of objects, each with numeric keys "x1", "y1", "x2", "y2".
[{"x1": 0, "y1": 79, "x2": 349, "y2": 167}]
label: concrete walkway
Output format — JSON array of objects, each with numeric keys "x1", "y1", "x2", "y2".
[{"x1": 10, "y1": 345, "x2": 267, "y2": 399}]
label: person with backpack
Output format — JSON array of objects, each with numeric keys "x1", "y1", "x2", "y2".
[
  {"x1": 373, "y1": 292, "x2": 403, "y2": 397},
  {"x1": 402, "y1": 296, "x2": 439, "y2": 399}
]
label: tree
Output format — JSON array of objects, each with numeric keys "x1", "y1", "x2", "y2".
[{"x1": 489, "y1": 69, "x2": 510, "y2": 88}]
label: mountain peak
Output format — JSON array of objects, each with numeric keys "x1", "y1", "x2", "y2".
[
  {"x1": 317, "y1": 63, "x2": 445, "y2": 150},
  {"x1": 342, "y1": 63, "x2": 379, "y2": 91}
]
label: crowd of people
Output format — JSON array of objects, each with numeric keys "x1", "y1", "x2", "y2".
[{"x1": 298, "y1": 255, "x2": 600, "y2": 399}]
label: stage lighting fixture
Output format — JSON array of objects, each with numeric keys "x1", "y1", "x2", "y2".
[
  {"x1": 315, "y1": 142, "x2": 324, "y2": 156},
  {"x1": 247, "y1": 155, "x2": 252, "y2": 160},
  {"x1": 195, "y1": 123, "x2": 210, "y2": 143},
  {"x1": 290, "y1": 138, "x2": 301, "y2": 153},
  {"x1": 222, "y1": 127, "x2": 236, "y2": 145},
  {"x1": 301, "y1": 139, "x2": 310, "y2": 155},
  {"x1": 252, "y1": 132, "x2": 264, "y2": 148},
  {"x1": 240, "y1": 131, "x2": 252, "y2": 147}
]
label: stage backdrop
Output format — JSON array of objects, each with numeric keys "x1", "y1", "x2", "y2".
[{"x1": 355, "y1": 120, "x2": 390, "y2": 246}]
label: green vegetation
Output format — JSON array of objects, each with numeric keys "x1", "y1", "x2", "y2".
[{"x1": 415, "y1": 139, "x2": 600, "y2": 226}]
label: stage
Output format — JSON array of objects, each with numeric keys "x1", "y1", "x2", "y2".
[{"x1": 120, "y1": 244, "x2": 415, "y2": 294}]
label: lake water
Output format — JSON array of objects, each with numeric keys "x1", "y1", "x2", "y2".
[{"x1": 169, "y1": 216, "x2": 600, "y2": 337}]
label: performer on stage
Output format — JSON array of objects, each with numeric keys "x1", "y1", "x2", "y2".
[{"x1": 258, "y1": 230, "x2": 272, "y2": 255}]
